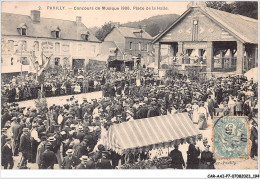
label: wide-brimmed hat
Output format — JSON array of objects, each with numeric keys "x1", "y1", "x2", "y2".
[
  {"x1": 23, "y1": 128, "x2": 29, "y2": 132},
  {"x1": 48, "y1": 136, "x2": 56, "y2": 142},
  {"x1": 80, "y1": 155, "x2": 88, "y2": 160},
  {"x1": 66, "y1": 149, "x2": 73, "y2": 154}
]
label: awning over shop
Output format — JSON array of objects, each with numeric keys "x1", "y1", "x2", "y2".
[{"x1": 105, "y1": 113, "x2": 201, "y2": 154}]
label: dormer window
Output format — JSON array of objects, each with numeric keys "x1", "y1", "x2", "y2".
[
  {"x1": 81, "y1": 31, "x2": 90, "y2": 41},
  {"x1": 17, "y1": 23, "x2": 28, "y2": 36},
  {"x1": 55, "y1": 31, "x2": 60, "y2": 38},
  {"x1": 51, "y1": 26, "x2": 61, "y2": 38}
]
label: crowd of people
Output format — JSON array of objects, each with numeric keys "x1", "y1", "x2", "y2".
[{"x1": 1, "y1": 68, "x2": 258, "y2": 169}]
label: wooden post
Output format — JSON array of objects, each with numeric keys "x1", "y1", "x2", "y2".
[
  {"x1": 206, "y1": 42, "x2": 213, "y2": 78},
  {"x1": 154, "y1": 43, "x2": 161, "y2": 72},
  {"x1": 236, "y1": 41, "x2": 245, "y2": 74},
  {"x1": 177, "y1": 42, "x2": 183, "y2": 65}
]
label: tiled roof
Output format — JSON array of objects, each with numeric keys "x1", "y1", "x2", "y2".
[
  {"x1": 153, "y1": 7, "x2": 258, "y2": 44},
  {"x1": 95, "y1": 41, "x2": 123, "y2": 61},
  {"x1": 202, "y1": 7, "x2": 258, "y2": 44},
  {"x1": 1, "y1": 12, "x2": 100, "y2": 42},
  {"x1": 116, "y1": 26, "x2": 153, "y2": 40}
]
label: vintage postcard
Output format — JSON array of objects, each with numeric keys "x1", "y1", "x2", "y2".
[{"x1": 1, "y1": 1, "x2": 259, "y2": 178}]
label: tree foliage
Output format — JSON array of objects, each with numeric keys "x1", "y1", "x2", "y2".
[
  {"x1": 206, "y1": 1, "x2": 258, "y2": 19},
  {"x1": 95, "y1": 22, "x2": 113, "y2": 41}
]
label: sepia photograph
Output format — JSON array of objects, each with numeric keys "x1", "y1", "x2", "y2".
[{"x1": 0, "y1": 0, "x2": 259, "y2": 177}]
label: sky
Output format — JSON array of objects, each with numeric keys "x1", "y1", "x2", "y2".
[{"x1": 2, "y1": 1, "x2": 189, "y2": 28}]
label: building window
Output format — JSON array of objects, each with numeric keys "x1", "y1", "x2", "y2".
[
  {"x1": 8, "y1": 40, "x2": 14, "y2": 51},
  {"x1": 11, "y1": 57, "x2": 14, "y2": 65},
  {"x1": 19, "y1": 41, "x2": 27, "y2": 51},
  {"x1": 17, "y1": 23, "x2": 28, "y2": 36},
  {"x1": 55, "y1": 58, "x2": 60, "y2": 66},
  {"x1": 138, "y1": 42, "x2": 141, "y2": 51},
  {"x1": 147, "y1": 43, "x2": 149, "y2": 52},
  {"x1": 55, "y1": 42, "x2": 60, "y2": 53},
  {"x1": 34, "y1": 41, "x2": 39, "y2": 52},
  {"x1": 55, "y1": 31, "x2": 60, "y2": 38},
  {"x1": 130, "y1": 42, "x2": 132, "y2": 50},
  {"x1": 84, "y1": 35, "x2": 89, "y2": 41},
  {"x1": 21, "y1": 28, "x2": 27, "y2": 36},
  {"x1": 21, "y1": 57, "x2": 29, "y2": 65}
]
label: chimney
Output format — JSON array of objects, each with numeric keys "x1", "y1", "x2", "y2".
[
  {"x1": 76, "y1": 16, "x2": 82, "y2": 25},
  {"x1": 30, "y1": 10, "x2": 40, "y2": 23}
]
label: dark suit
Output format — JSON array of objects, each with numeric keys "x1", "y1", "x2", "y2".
[
  {"x1": 19, "y1": 133, "x2": 32, "y2": 166},
  {"x1": 76, "y1": 163, "x2": 87, "y2": 169},
  {"x1": 41, "y1": 150, "x2": 56, "y2": 169},
  {"x1": 85, "y1": 159, "x2": 96, "y2": 169},
  {"x1": 186, "y1": 144, "x2": 200, "y2": 169},
  {"x1": 2, "y1": 144, "x2": 14, "y2": 169},
  {"x1": 250, "y1": 126, "x2": 258, "y2": 158},
  {"x1": 169, "y1": 149, "x2": 185, "y2": 169},
  {"x1": 200, "y1": 151, "x2": 215, "y2": 169},
  {"x1": 61, "y1": 156, "x2": 78, "y2": 169},
  {"x1": 96, "y1": 158, "x2": 112, "y2": 169}
]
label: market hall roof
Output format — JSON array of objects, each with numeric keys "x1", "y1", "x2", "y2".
[
  {"x1": 2, "y1": 12, "x2": 100, "y2": 43},
  {"x1": 153, "y1": 6, "x2": 258, "y2": 44},
  {"x1": 115, "y1": 26, "x2": 153, "y2": 40}
]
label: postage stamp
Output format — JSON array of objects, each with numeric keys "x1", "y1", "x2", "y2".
[{"x1": 213, "y1": 116, "x2": 249, "y2": 159}]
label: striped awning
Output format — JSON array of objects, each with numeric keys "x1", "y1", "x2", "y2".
[{"x1": 105, "y1": 113, "x2": 202, "y2": 154}]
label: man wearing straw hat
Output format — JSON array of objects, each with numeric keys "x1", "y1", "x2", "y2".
[
  {"x1": 61, "y1": 149, "x2": 78, "y2": 169},
  {"x1": 76, "y1": 155, "x2": 89, "y2": 169}
]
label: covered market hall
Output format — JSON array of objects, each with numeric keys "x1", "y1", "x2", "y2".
[{"x1": 152, "y1": 2, "x2": 258, "y2": 79}]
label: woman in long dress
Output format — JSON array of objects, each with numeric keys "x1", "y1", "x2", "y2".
[
  {"x1": 197, "y1": 102, "x2": 208, "y2": 130},
  {"x1": 192, "y1": 101, "x2": 199, "y2": 124}
]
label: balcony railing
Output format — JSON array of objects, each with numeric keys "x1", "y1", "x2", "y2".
[{"x1": 213, "y1": 57, "x2": 237, "y2": 72}]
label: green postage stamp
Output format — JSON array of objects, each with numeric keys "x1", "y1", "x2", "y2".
[{"x1": 214, "y1": 116, "x2": 249, "y2": 159}]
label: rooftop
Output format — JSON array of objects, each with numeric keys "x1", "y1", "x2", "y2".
[{"x1": 1, "y1": 12, "x2": 100, "y2": 42}]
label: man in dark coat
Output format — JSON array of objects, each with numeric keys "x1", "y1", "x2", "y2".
[
  {"x1": 76, "y1": 155, "x2": 88, "y2": 169},
  {"x1": 41, "y1": 143, "x2": 56, "y2": 169},
  {"x1": 199, "y1": 145, "x2": 215, "y2": 169},
  {"x1": 207, "y1": 96, "x2": 215, "y2": 119},
  {"x1": 96, "y1": 151, "x2": 113, "y2": 169},
  {"x1": 61, "y1": 149, "x2": 78, "y2": 169},
  {"x1": 19, "y1": 128, "x2": 32, "y2": 167},
  {"x1": 1, "y1": 128, "x2": 8, "y2": 149},
  {"x1": 250, "y1": 119, "x2": 258, "y2": 159},
  {"x1": 2, "y1": 138, "x2": 14, "y2": 169},
  {"x1": 84, "y1": 152, "x2": 96, "y2": 169},
  {"x1": 1, "y1": 108, "x2": 12, "y2": 129},
  {"x1": 186, "y1": 139, "x2": 200, "y2": 169},
  {"x1": 169, "y1": 144, "x2": 185, "y2": 169}
]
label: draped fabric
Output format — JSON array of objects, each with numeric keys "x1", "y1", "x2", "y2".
[{"x1": 105, "y1": 113, "x2": 202, "y2": 154}]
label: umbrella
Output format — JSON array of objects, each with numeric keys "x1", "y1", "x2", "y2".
[{"x1": 244, "y1": 67, "x2": 258, "y2": 82}]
